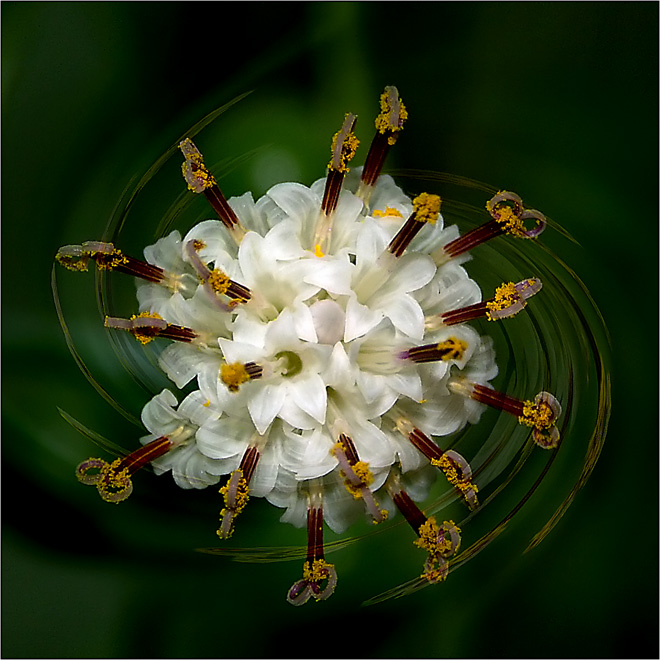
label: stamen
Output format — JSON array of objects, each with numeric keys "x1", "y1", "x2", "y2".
[
  {"x1": 358, "y1": 86, "x2": 408, "y2": 200},
  {"x1": 427, "y1": 278, "x2": 543, "y2": 329},
  {"x1": 314, "y1": 113, "x2": 359, "y2": 255},
  {"x1": 399, "y1": 422, "x2": 479, "y2": 510},
  {"x1": 184, "y1": 240, "x2": 251, "y2": 306},
  {"x1": 217, "y1": 445, "x2": 261, "y2": 539},
  {"x1": 75, "y1": 436, "x2": 173, "y2": 503},
  {"x1": 179, "y1": 138, "x2": 246, "y2": 243},
  {"x1": 56, "y1": 242, "x2": 165, "y2": 283},
  {"x1": 332, "y1": 434, "x2": 388, "y2": 524},
  {"x1": 415, "y1": 518, "x2": 461, "y2": 583},
  {"x1": 387, "y1": 193, "x2": 442, "y2": 258},
  {"x1": 220, "y1": 361, "x2": 263, "y2": 392},
  {"x1": 399, "y1": 337, "x2": 468, "y2": 364},
  {"x1": 387, "y1": 476, "x2": 461, "y2": 583},
  {"x1": 287, "y1": 494, "x2": 337, "y2": 606},
  {"x1": 105, "y1": 313, "x2": 199, "y2": 345},
  {"x1": 437, "y1": 191, "x2": 546, "y2": 262},
  {"x1": 449, "y1": 380, "x2": 561, "y2": 449}
]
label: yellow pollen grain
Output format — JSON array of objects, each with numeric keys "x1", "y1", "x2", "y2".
[
  {"x1": 193, "y1": 239, "x2": 206, "y2": 251},
  {"x1": 303, "y1": 559, "x2": 333, "y2": 583},
  {"x1": 97, "y1": 459, "x2": 132, "y2": 503},
  {"x1": 220, "y1": 362, "x2": 252, "y2": 392},
  {"x1": 314, "y1": 243, "x2": 325, "y2": 258},
  {"x1": 493, "y1": 205, "x2": 526, "y2": 237},
  {"x1": 127, "y1": 312, "x2": 164, "y2": 345},
  {"x1": 519, "y1": 400, "x2": 555, "y2": 430},
  {"x1": 202, "y1": 399, "x2": 211, "y2": 407},
  {"x1": 412, "y1": 193, "x2": 441, "y2": 224},
  {"x1": 422, "y1": 563, "x2": 447, "y2": 583},
  {"x1": 374, "y1": 89, "x2": 408, "y2": 139},
  {"x1": 372, "y1": 206, "x2": 404, "y2": 219},
  {"x1": 341, "y1": 460, "x2": 375, "y2": 499},
  {"x1": 414, "y1": 516, "x2": 442, "y2": 554},
  {"x1": 329, "y1": 117, "x2": 359, "y2": 173},
  {"x1": 433, "y1": 456, "x2": 479, "y2": 499},
  {"x1": 437, "y1": 337, "x2": 468, "y2": 361},
  {"x1": 56, "y1": 253, "x2": 89, "y2": 272},
  {"x1": 207, "y1": 269, "x2": 231, "y2": 295},
  {"x1": 220, "y1": 471, "x2": 250, "y2": 514},
  {"x1": 182, "y1": 161, "x2": 216, "y2": 192},
  {"x1": 96, "y1": 249, "x2": 129, "y2": 271},
  {"x1": 486, "y1": 282, "x2": 521, "y2": 320}
]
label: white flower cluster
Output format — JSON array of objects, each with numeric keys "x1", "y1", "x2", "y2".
[
  {"x1": 136, "y1": 168, "x2": 497, "y2": 533},
  {"x1": 61, "y1": 87, "x2": 559, "y2": 604}
]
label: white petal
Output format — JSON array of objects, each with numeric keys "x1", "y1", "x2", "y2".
[
  {"x1": 303, "y1": 255, "x2": 354, "y2": 295},
  {"x1": 143, "y1": 231, "x2": 185, "y2": 271},
  {"x1": 287, "y1": 374, "x2": 327, "y2": 424},
  {"x1": 196, "y1": 417, "x2": 250, "y2": 459},
  {"x1": 230, "y1": 314, "x2": 269, "y2": 348},
  {"x1": 158, "y1": 344, "x2": 218, "y2": 389},
  {"x1": 290, "y1": 300, "x2": 318, "y2": 343},
  {"x1": 388, "y1": 371, "x2": 423, "y2": 402},
  {"x1": 278, "y1": 396, "x2": 318, "y2": 430},
  {"x1": 177, "y1": 390, "x2": 218, "y2": 427},
  {"x1": 310, "y1": 300, "x2": 345, "y2": 346},
  {"x1": 263, "y1": 220, "x2": 308, "y2": 260},
  {"x1": 218, "y1": 338, "x2": 262, "y2": 364},
  {"x1": 248, "y1": 383, "x2": 286, "y2": 434},
  {"x1": 382, "y1": 294, "x2": 426, "y2": 339},
  {"x1": 228, "y1": 192, "x2": 267, "y2": 235},
  {"x1": 355, "y1": 217, "x2": 388, "y2": 267},
  {"x1": 344, "y1": 296, "x2": 383, "y2": 342},
  {"x1": 141, "y1": 389, "x2": 180, "y2": 435},
  {"x1": 322, "y1": 342, "x2": 354, "y2": 389},
  {"x1": 385, "y1": 253, "x2": 436, "y2": 293}
]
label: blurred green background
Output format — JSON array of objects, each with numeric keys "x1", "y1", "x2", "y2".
[{"x1": 2, "y1": 2, "x2": 657, "y2": 658}]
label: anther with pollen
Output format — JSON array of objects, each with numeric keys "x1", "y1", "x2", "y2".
[
  {"x1": 185, "y1": 239, "x2": 251, "y2": 308},
  {"x1": 399, "y1": 336, "x2": 468, "y2": 364},
  {"x1": 357, "y1": 86, "x2": 408, "y2": 203},
  {"x1": 220, "y1": 362, "x2": 263, "y2": 392},
  {"x1": 314, "y1": 113, "x2": 359, "y2": 256},
  {"x1": 449, "y1": 379, "x2": 562, "y2": 449},
  {"x1": 438, "y1": 191, "x2": 546, "y2": 262},
  {"x1": 56, "y1": 241, "x2": 165, "y2": 283},
  {"x1": 332, "y1": 434, "x2": 388, "y2": 524},
  {"x1": 396, "y1": 420, "x2": 478, "y2": 510},
  {"x1": 427, "y1": 278, "x2": 543, "y2": 329},
  {"x1": 388, "y1": 193, "x2": 442, "y2": 258},
  {"x1": 287, "y1": 491, "x2": 338, "y2": 605},
  {"x1": 179, "y1": 138, "x2": 246, "y2": 243},
  {"x1": 76, "y1": 436, "x2": 173, "y2": 503},
  {"x1": 217, "y1": 445, "x2": 261, "y2": 539},
  {"x1": 105, "y1": 313, "x2": 199, "y2": 345},
  {"x1": 387, "y1": 476, "x2": 461, "y2": 583}
]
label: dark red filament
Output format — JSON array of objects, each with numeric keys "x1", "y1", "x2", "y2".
[
  {"x1": 408, "y1": 428, "x2": 444, "y2": 462},
  {"x1": 441, "y1": 301, "x2": 490, "y2": 326},
  {"x1": 392, "y1": 488, "x2": 427, "y2": 534},
  {"x1": 472, "y1": 384, "x2": 525, "y2": 417},
  {"x1": 321, "y1": 169, "x2": 345, "y2": 216},
  {"x1": 238, "y1": 445, "x2": 261, "y2": 484},
  {"x1": 306, "y1": 505, "x2": 326, "y2": 564},
  {"x1": 119, "y1": 436, "x2": 172, "y2": 475},
  {"x1": 443, "y1": 219, "x2": 504, "y2": 258},
  {"x1": 388, "y1": 215, "x2": 425, "y2": 258},
  {"x1": 360, "y1": 131, "x2": 391, "y2": 188},
  {"x1": 338, "y1": 433, "x2": 360, "y2": 465}
]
